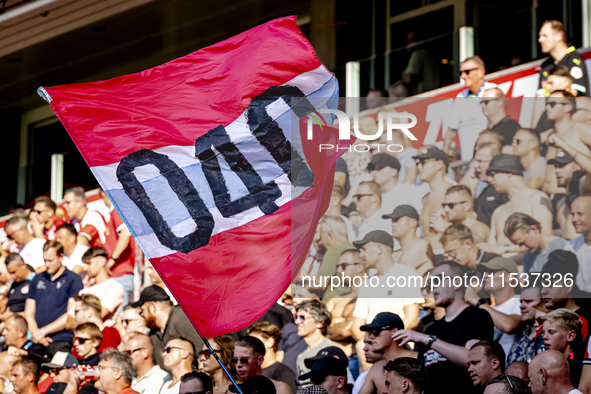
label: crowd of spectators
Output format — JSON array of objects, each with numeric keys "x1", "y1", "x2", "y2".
[{"x1": 0, "y1": 18, "x2": 591, "y2": 394}]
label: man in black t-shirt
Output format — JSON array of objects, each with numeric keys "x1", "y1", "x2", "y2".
[
  {"x1": 248, "y1": 322, "x2": 297, "y2": 394},
  {"x1": 480, "y1": 88, "x2": 521, "y2": 146},
  {"x1": 392, "y1": 261, "x2": 494, "y2": 394},
  {"x1": 462, "y1": 143, "x2": 509, "y2": 228},
  {"x1": 538, "y1": 20, "x2": 590, "y2": 97}
]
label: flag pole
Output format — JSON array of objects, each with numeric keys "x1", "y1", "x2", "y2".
[{"x1": 201, "y1": 336, "x2": 244, "y2": 394}]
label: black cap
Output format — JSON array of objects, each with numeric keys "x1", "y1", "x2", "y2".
[
  {"x1": 486, "y1": 154, "x2": 524, "y2": 176},
  {"x1": 229, "y1": 376, "x2": 276, "y2": 394},
  {"x1": 382, "y1": 204, "x2": 419, "y2": 221},
  {"x1": 131, "y1": 285, "x2": 170, "y2": 308},
  {"x1": 352, "y1": 230, "x2": 393, "y2": 249},
  {"x1": 360, "y1": 312, "x2": 404, "y2": 331},
  {"x1": 299, "y1": 357, "x2": 347, "y2": 381},
  {"x1": 413, "y1": 147, "x2": 450, "y2": 167},
  {"x1": 368, "y1": 154, "x2": 401, "y2": 171},
  {"x1": 304, "y1": 346, "x2": 349, "y2": 369},
  {"x1": 548, "y1": 150, "x2": 575, "y2": 165}
]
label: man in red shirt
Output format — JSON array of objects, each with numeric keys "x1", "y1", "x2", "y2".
[
  {"x1": 30, "y1": 196, "x2": 65, "y2": 241},
  {"x1": 100, "y1": 190, "x2": 135, "y2": 310},
  {"x1": 62, "y1": 187, "x2": 107, "y2": 249}
]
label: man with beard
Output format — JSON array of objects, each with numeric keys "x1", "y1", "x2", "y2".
[
  {"x1": 548, "y1": 151, "x2": 582, "y2": 239},
  {"x1": 132, "y1": 286, "x2": 203, "y2": 371}
]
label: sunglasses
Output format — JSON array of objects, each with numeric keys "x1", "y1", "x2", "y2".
[
  {"x1": 416, "y1": 158, "x2": 437, "y2": 166},
  {"x1": 367, "y1": 326, "x2": 393, "y2": 337},
  {"x1": 499, "y1": 373, "x2": 515, "y2": 393},
  {"x1": 164, "y1": 346, "x2": 192, "y2": 355},
  {"x1": 296, "y1": 315, "x2": 314, "y2": 323},
  {"x1": 47, "y1": 367, "x2": 69, "y2": 375},
  {"x1": 73, "y1": 337, "x2": 91, "y2": 345},
  {"x1": 546, "y1": 101, "x2": 567, "y2": 108},
  {"x1": 479, "y1": 98, "x2": 500, "y2": 105},
  {"x1": 441, "y1": 201, "x2": 467, "y2": 209},
  {"x1": 352, "y1": 194, "x2": 374, "y2": 200},
  {"x1": 198, "y1": 349, "x2": 222, "y2": 358},
  {"x1": 336, "y1": 262, "x2": 360, "y2": 271},
  {"x1": 458, "y1": 67, "x2": 481, "y2": 76},
  {"x1": 231, "y1": 357, "x2": 251, "y2": 365},
  {"x1": 124, "y1": 347, "x2": 145, "y2": 355}
]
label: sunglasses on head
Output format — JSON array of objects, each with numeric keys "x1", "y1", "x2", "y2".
[
  {"x1": 198, "y1": 349, "x2": 222, "y2": 358},
  {"x1": 231, "y1": 357, "x2": 251, "y2": 365}
]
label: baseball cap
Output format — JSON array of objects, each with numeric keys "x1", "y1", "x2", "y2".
[
  {"x1": 297, "y1": 386, "x2": 329, "y2": 394},
  {"x1": 368, "y1": 154, "x2": 401, "y2": 171},
  {"x1": 131, "y1": 285, "x2": 170, "y2": 308},
  {"x1": 382, "y1": 204, "x2": 419, "y2": 221},
  {"x1": 548, "y1": 150, "x2": 575, "y2": 165},
  {"x1": 476, "y1": 256, "x2": 519, "y2": 275},
  {"x1": 352, "y1": 230, "x2": 394, "y2": 249},
  {"x1": 486, "y1": 154, "x2": 524, "y2": 176},
  {"x1": 299, "y1": 357, "x2": 347, "y2": 381},
  {"x1": 41, "y1": 351, "x2": 79, "y2": 369},
  {"x1": 413, "y1": 147, "x2": 450, "y2": 167},
  {"x1": 304, "y1": 346, "x2": 348, "y2": 368},
  {"x1": 229, "y1": 376, "x2": 276, "y2": 394},
  {"x1": 360, "y1": 312, "x2": 404, "y2": 332}
]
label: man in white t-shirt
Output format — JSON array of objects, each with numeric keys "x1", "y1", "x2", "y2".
[
  {"x1": 353, "y1": 182, "x2": 392, "y2": 240},
  {"x1": 367, "y1": 154, "x2": 423, "y2": 214},
  {"x1": 472, "y1": 257, "x2": 523, "y2": 359},
  {"x1": 5, "y1": 217, "x2": 46, "y2": 272},
  {"x1": 55, "y1": 223, "x2": 88, "y2": 274},
  {"x1": 351, "y1": 231, "x2": 423, "y2": 331},
  {"x1": 565, "y1": 196, "x2": 591, "y2": 292},
  {"x1": 443, "y1": 56, "x2": 497, "y2": 160},
  {"x1": 79, "y1": 247, "x2": 124, "y2": 321}
]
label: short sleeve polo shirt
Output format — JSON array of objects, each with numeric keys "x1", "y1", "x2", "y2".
[{"x1": 27, "y1": 268, "x2": 83, "y2": 343}]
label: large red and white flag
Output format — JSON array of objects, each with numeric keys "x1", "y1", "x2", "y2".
[{"x1": 39, "y1": 16, "x2": 341, "y2": 337}]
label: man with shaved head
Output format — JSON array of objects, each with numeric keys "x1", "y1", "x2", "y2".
[
  {"x1": 506, "y1": 361, "x2": 530, "y2": 383},
  {"x1": 160, "y1": 337, "x2": 195, "y2": 394},
  {"x1": 480, "y1": 88, "x2": 521, "y2": 146},
  {"x1": 528, "y1": 350, "x2": 582, "y2": 394},
  {"x1": 123, "y1": 333, "x2": 171, "y2": 394},
  {"x1": 566, "y1": 196, "x2": 591, "y2": 292}
]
